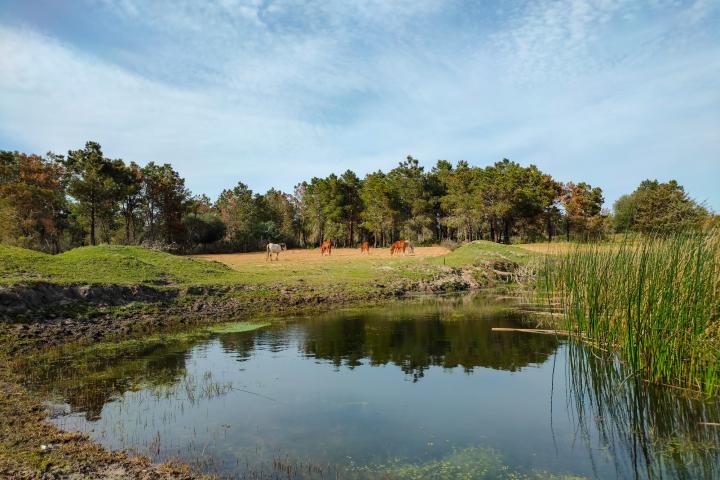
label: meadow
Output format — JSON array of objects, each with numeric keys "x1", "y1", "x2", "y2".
[{"x1": 1, "y1": 241, "x2": 539, "y2": 290}]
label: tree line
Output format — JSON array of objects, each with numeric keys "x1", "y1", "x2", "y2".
[{"x1": 0, "y1": 141, "x2": 713, "y2": 253}]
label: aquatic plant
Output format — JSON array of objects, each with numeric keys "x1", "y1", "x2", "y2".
[
  {"x1": 565, "y1": 345, "x2": 720, "y2": 479},
  {"x1": 540, "y1": 230, "x2": 720, "y2": 395},
  {"x1": 349, "y1": 446, "x2": 586, "y2": 479}
]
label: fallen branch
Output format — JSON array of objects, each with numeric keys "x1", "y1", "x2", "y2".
[{"x1": 491, "y1": 328, "x2": 570, "y2": 336}]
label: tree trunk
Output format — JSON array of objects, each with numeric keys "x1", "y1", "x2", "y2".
[
  {"x1": 90, "y1": 203, "x2": 96, "y2": 246},
  {"x1": 124, "y1": 205, "x2": 131, "y2": 244},
  {"x1": 566, "y1": 219, "x2": 571, "y2": 241},
  {"x1": 547, "y1": 214, "x2": 553, "y2": 243}
]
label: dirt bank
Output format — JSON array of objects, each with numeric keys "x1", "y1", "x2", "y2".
[
  {"x1": 0, "y1": 283, "x2": 178, "y2": 316},
  {"x1": 1, "y1": 264, "x2": 498, "y2": 352}
]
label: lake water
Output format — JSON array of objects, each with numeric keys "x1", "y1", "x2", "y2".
[{"x1": 29, "y1": 294, "x2": 720, "y2": 479}]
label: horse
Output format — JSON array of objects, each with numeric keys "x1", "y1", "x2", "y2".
[
  {"x1": 360, "y1": 241, "x2": 369, "y2": 253},
  {"x1": 390, "y1": 240, "x2": 414, "y2": 255},
  {"x1": 320, "y1": 240, "x2": 332, "y2": 255},
  {"x1": 266, "y1": 242, "x2": 286, "y2": 261}
]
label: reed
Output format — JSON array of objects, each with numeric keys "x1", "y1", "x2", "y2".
[{"x1": 539, "y1": 229, "x2": 720, "y2": 396}]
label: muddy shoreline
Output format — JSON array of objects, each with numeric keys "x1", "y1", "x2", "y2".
[
  {"x1": 0, "y1": 266, "x2": 500, "y2": 479},
  {"x1": 2, "y1": 265, "x2": 493, "y2": 351}
]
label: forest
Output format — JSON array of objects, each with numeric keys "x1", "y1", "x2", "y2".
[{"x1": 0, "y1": 141, "x2": 713, "y2": 254}]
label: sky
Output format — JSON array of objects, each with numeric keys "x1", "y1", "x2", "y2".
[{"x1": 0, "y1": 0, "x2": 718, "y2": 210}]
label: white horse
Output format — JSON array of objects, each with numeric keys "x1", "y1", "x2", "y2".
[{"x1": 266, "y1": 242, "x2": 286, "y2": 261}]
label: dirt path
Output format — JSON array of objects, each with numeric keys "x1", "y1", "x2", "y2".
[{"x1": 194, "y1": 246, "x2": 448, "y2": 269}]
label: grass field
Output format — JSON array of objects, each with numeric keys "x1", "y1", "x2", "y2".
[
  {"x1": 0, "y1": 240, "x2": 547, "y2": 306},
  {"x1": 431, "y1": 240, "x2": 534, "y2": 267},
  {"x1": 193, "y1": 246, "x2": 448, "y2": 286},
  {"x1": 517, "y1": 236, "x2": 639, "y2": 255},
  {"x1": 0, "y1": 244, "x2": 242, "y2": 286}
]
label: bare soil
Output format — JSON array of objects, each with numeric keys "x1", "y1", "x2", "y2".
[{"x1": 194, "y1": 246, "x2": 448, "y2": 267}]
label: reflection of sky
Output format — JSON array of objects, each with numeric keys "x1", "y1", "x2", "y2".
[
  {"x1": 1, "y1": 1, "x2": 719, "y2": 209},
  {"x1": 49, "y1": 334, "x2": 608, "y2": 477}
]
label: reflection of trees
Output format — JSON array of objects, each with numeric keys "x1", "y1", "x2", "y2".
[
  {"x1": 27, "y1": 338, "x2": 199, "y2": 420},
  {"x1": 219, "y1": 328, "x2": 292, "y2": 359},
  {"x1": 300, "y1": 299, "x2": 559, "y2": 381},
  {"x1": 565, "y1": 344, "x2": 720, "y2": 480}
]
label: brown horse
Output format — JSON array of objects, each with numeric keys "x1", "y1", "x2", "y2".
[
  {"x1": 360, "y1": 241, "x2": 369, "y2": 253},
  {"x1": 390, "y1": 240, "x2": 414, "y2": 255},
  {"x1": 320, "y1": 240, "x2": 332, "y2": 255}
]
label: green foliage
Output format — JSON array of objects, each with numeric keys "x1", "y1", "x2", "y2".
[
  {"x1": 5, "y1": 141, "x2": 709, "y2": 255},
  {"x1": 613, "y1": 179, "x2": 708, "y2": 235},
  {"x1": 561, "y1": 181, "x2": 607, "y2": 241},
  {"x1": 64, "y1": 142, "x2": 123, "y2": 246},
  {"x1": 183, "y1": 214, "x2": 226, "y2": 246},
  {"x1": 359, "y1": 171, "x2": 394, "y2": 246},
  {"x1": 140, "y1": 161, "x2": 189, "y2": 244},
  {"x1": 0, "y1": 151, "x2": 68, "y2": 252}
]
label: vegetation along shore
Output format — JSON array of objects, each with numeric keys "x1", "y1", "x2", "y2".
[{"x1": 0, "y1": 142, "x2": 718, "y2": 478}]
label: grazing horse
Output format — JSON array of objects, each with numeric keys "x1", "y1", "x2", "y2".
[
  {"x1": 390, "y1": 240, "x2": 414, "y2": 255},
  {"x1": 266, "y1": 242, "x2": 286, "y2": 261},
  {"x1": 320, "y1": 240, "x2": 332, "y2": 255},
  {"x1": 360, "y1": 241, "x2": 369, "y2": 253}
]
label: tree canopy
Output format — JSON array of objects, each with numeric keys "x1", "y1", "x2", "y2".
[
  {"x1": 612, "y1": 180, "x2": 708, "y2": 235},
  {"x1": 1, "y1": 141, "x2": 711, "y2": 254}
]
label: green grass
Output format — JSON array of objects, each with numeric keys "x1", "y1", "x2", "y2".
[
  {"x1": 539, "y1": 231, "x2": 720, "y2": 396},
  {"x1": 429, "y1": 240, "x2": 534, "y2": 268},
  {"x1": 0, "y1": 243, "x2": 242, "y2": 286},
  {"x1": 206, "y1": 321, "x2": 271, "y2": 333},
  {"x1": 1, "y1": 242, "x2": 536, "y2": 289}
]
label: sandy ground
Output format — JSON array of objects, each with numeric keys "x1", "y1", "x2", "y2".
[{"x1": 194, "y1": 246, "x2": 449, "y2": 269}]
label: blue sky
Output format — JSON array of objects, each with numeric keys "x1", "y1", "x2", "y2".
[{"x1": 1, "y1": 0, "x2": 718, "y2": 209}]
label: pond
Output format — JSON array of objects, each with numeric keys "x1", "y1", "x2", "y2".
[{"x1": 27, "y1": 294, "x2": 720, "y2": 479}]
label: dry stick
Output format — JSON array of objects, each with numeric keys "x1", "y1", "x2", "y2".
[
  {"x1": 491, "y1": 328, "x2": 611, "y2": 352},
  {"x1": 491, "y1": 328, "x2": 570, "y2": 336},
  {"x1": 699, "y1": 422, "x2": 720, "y2": 427}
]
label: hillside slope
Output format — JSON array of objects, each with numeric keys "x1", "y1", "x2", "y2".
[
  {"x1": 428, "y1": 241, "x2": 535, "y2": 268},
  {"x1": 0, "y1": 244, "x2": 240, "y2": 286}
]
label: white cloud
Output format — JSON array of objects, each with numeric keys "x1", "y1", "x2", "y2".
[{"x1": 1, "y1": 1, "x2": 719, "y2": 209}]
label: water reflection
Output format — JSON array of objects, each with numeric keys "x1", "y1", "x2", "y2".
[
  {"x1": 24, "y1": 294, "x2": 720, "y2": 479},
  {"x1": 566, "y1": 344, "x2": 720, "y2": 480},
  {"x1": 297, "y1": 304, "x2": 558, "y2": 380},
  {"x1": 31, "y1": 336, "x2": 198, "y2": 420}
]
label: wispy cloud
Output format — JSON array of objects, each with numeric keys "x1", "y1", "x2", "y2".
[{"x1": 0, "y1": 0, "x2": 718, "y2": 208}]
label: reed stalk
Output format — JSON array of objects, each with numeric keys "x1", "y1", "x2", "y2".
[{"x1": 539, "y1": 229, "x2": 720, "y2": 396}]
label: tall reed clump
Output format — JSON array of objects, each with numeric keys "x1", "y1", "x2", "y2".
[{"x1": 540, "y1": 230, "x2": 720, "y2": 396}]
